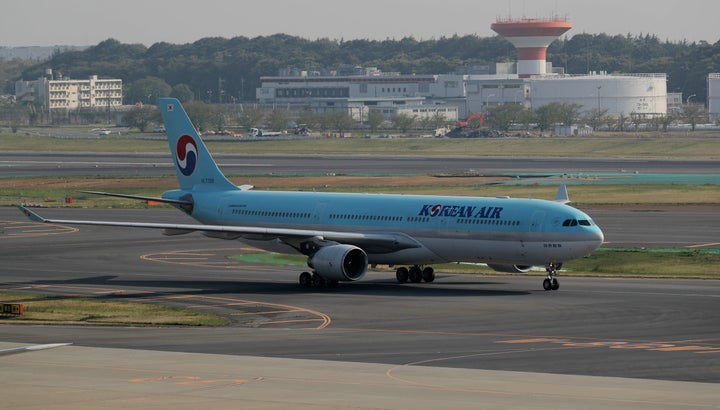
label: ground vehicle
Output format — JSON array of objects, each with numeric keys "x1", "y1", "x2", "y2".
[
  {"x1": 248, "y1": 127, "x2": 283, "y2": 137},
  {"x1": 455, "y1": 112, "x2": 485, "y2": 128},
  {"x1": 445, "y1": 112, "x2": 495, "y2": 138}
]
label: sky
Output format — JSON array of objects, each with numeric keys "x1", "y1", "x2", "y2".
[{"x1": 2, "y1": 0, "x2": 718, "y2": 47}]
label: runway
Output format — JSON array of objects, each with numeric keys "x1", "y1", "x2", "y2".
[
  {"x1": 3, "y1": 151, "x2": 720, "y2": 177},
  {"x1": 1, "y1": 207, "x2": 719, "y2": 408}
]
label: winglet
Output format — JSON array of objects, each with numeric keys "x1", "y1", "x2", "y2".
[
  {"x1": 17, "y1": 205, "x2": 47, "y2": 223},
  {"x1": 554, "y1": 185, "x2": 571, "y2": 204}
]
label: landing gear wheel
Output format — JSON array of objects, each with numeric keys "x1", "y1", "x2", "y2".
[
  {"x1": 312, "y1": 272, "x2": 326, "y2": 288},
  {"x1": 299, "y1": 271, "x2": 312, "y2": 288},
  {"x1": 543, "y1": 278, "x2": 552, "y2": 291},
  {"x1": 396, "y1": 267, "x2": 409, "y2": 283},
  {"x1": 409, "y1": 266, "x2": 423, "y2": 283},
  {"x1": 543, "y1": 262, "x2": 561, "y2": 291},
  {"x1": 422, "y1": 267, "x2": 435, "y2": 283}
]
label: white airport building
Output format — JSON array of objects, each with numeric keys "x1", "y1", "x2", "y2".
[
  {"x1": 257, "y1": 69, "x2": 460, "y2": 122},
  {"x1": 15, "y1": 70, "x2": 122, "y2": 111},
  {"x1": 257, "y1": 69, "x2": 668, "y2": 122}
]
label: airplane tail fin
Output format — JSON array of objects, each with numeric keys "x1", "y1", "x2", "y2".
[{"x1": 159, "y1": 98, "x2": 238, "y2": 192}]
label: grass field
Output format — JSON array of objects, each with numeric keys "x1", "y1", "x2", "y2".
[
  {"x1": 2, "y1": 175, "x2": 720, "y2": 208},
  {"x1": 3, "y1": 130, "x2": 720, "y2": 158},
  {"x1": 0, "y1": 291, "x2": 230, "y2": 326}
]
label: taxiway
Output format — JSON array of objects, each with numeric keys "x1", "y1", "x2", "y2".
[{"x1": 1, "y1": 207, "x2": 719, "y2": 408}]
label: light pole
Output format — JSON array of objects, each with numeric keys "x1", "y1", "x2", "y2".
[
  {"x1": 596, "y1": 85, "x2": 602, "y2": 112},
  {"x1": 485, "y1": 93, "x2": 495, "y2": 112}
]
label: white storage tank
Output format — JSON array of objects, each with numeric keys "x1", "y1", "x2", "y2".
[{"x1": 528, "y1": 73, "x2": 667, "y2": 116}]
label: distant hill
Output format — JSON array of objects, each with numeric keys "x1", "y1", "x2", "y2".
[{"x1": 0, "y1": 46, "x2": 88, "y2": 61}]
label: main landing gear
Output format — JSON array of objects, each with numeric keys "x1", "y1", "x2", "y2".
[
  {"x1": 298, "y1": 271, "x2": 339, "y2": 289},
  {"x1": 395, "y1": 265, "x2": 435, "y2": 284},
  {"x1": 542, "y1": 263, "x2": 562, "y2": 291}
]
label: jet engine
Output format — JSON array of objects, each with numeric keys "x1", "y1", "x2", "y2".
[
  {"x1": 487, "y1": 264, "x2": 533, "y2": 273},
  {"x1": 308, "y1": 244, "x2": 368, "y2": 281}
]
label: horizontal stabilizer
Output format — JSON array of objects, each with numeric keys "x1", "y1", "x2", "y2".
[
  {"x1": 80, "y1": 191, "x2": 193, "y2": 207},
  {"x1": 17, "y1": 204, "x2": 46, "y2": 223}
]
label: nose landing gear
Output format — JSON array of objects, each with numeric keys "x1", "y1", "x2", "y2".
[{"x1": 542, "y1": 263, "x2": 562, "y2": 291}]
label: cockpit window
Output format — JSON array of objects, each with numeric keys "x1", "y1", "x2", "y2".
[{"x1": 563, "y1": 218, "x2": 592, "y2": 227}]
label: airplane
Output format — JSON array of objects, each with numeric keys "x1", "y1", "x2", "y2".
[{"x1": 18, "y1": 97, "x2": 604, "y2": 291}]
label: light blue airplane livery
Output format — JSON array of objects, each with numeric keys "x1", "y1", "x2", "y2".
[{"x1": 19, "y1": 98, "x2": 604, "y2": 291}]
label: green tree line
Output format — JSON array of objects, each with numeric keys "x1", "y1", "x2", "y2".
[{"x1": 11, "y1": 33, "x2": 720, "y2": 104}]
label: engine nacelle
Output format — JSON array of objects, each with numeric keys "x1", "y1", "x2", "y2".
[
  {"x1": 487, "y1": 264, "x2": 533, "y2": 273},
  {"x1": 308, "y1": 244, "x2": 368, "y2": 281}
]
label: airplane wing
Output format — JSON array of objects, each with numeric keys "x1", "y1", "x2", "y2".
[
  {"x1": 0, "y1": 343, "x2": 73, "y2": 357},
  {"x1": 17, "y1": 205, "x2": 421, "y2": 254}
]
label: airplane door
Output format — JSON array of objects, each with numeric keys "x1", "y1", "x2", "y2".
[
  {"x1": 218, "y1": 195, "x2": 232, "y2": 218},
  {"x1": 217, "y1": 197, "x2": 226, "y2": 217},
  {"x1": 530, "y1": 211, "x2": 545, "y2": 232},
  {"x1": 314, "y1": 202, "x2": 327, "y2": 224}
]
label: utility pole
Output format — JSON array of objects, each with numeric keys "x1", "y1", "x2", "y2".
[{"x1": 218, "y1": 77, "x2": 225, "y2": 104}]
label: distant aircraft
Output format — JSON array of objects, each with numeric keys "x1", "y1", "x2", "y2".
[{"x1": 19, "y1": 98, "x2": 604, "y2": 291}]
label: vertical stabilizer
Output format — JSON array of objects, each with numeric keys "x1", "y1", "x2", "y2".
[{"x1": 159, "y1": 98, "x2": 238, "y2": 192}]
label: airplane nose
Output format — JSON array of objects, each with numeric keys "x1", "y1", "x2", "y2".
[{"x1": 593, "y1": 228, "x2": 605, "y2": 248}]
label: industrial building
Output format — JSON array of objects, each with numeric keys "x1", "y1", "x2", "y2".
[
  {"x1": 15, "y1": 70, "x2": 122, "y2": 111},
  {"x1": 257, "y1": 69, "x2": 667, "y2": 122},
  {"x1": 257, "y1": 17, "x2": 669, "y2": 123},
  {"x1": 257, "y1": 69, "x2": 460, "y2": 122}
]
